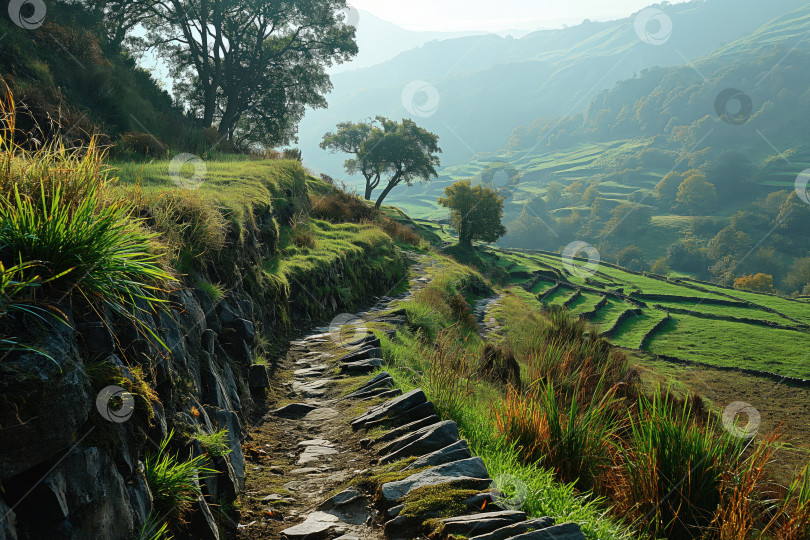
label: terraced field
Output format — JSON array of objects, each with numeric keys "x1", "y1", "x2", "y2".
[{"x1": 482, "y1": 247, "x2": 810, "y2": 381}]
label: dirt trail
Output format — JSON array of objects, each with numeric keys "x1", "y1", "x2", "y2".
[{"x1": 236, "y1": 257, "x2": 430, "y2": 539}]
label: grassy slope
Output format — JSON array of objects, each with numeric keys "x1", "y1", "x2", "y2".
[{"x1": 482, "y1": 247, "x2": 810, "y2": 379}]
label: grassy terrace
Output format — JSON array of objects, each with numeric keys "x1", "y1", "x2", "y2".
[{"x1": 482, "y1": 247, "x2": 810, "y2": 380}]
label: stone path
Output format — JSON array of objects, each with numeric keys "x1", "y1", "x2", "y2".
[{"x1": 237, "y1": 256, "x2": 586, "y2": 539}]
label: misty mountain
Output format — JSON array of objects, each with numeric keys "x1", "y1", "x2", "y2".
[{"x1": 298, "y1": 0, "x2": 808, "y2": 178}]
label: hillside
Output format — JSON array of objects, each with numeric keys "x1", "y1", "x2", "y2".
[{"x1": 297, "y1": 0, "x2": 807, "y2": 173}]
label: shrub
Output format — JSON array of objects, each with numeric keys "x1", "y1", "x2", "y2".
[
  {"x1": 733, "y1": 273, "x2": 774, "y2": 293},
  {"x1": 310, "y1": 190, "x2": 378, "y2": 223},
  {"x1": 143, "y1": 430, "x2": 216, "y2": 525},
  {"x1": 118, "y1": 132, "x2": 168, "y2": 159},
  {"x1": 282, "y1": 148, "x2": 302, "y2": 161},
  {"x1": 478, "y1": 343, "x2": 521, "y2": 389}
]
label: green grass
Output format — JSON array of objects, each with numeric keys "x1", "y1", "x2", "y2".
[
  {"x1": 646, "y1": 314, "x2": 810, "y2": 378},
  {"x1": 196, "y1": 428, "x2": 232, "y2": 458},
  {"x1": 611, "y1": 310, "x2": 668, "y2": 350}
]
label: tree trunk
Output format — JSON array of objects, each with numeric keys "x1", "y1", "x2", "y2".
[
  {"x1": 364, "y1": 184, "x2": 374, "y2": 200},
  {"x1": 375, "y1": 182, "x2": 397, "y2": 209}
]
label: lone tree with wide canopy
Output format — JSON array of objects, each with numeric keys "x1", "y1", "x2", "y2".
[
  {"x1": 320, "y1": 116, "x2": 441, "y2": 208},
  {"x1": 438, "y1": 180, "x2": 507, "y2": 249}
]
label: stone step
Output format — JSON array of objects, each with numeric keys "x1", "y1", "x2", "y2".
[
  {"x1": 380, "y1": 457, "x2": 491, "y2": 504},
  {"x1": 340, "y1": 358, "x2": 384, "y2": 375},
  {"x1": 350, "y1": 388, "x2": 427, "y2": 428},
  {"x1": 436, "y1": 510, "x2": 527, "y2": 539},
  {"x1": 403, "y1": 439, "x2": 472, "y2": 471},
  {"x1": 271, "y1": 403, "x2": 319, "y2": 419},
  {"x1": 364, "y1": 415, "x2": 440, "y2": 447},
  {"x1": 378, "y1": 421, "x2": 460, "y2": 464},
  {"x1": 468, "y1": 517, "x2": 555, "y2": 540}
]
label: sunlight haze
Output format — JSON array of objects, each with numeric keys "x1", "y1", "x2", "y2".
[{"x1": 350, "y1": 0, "x2": 692, "y2": 31}]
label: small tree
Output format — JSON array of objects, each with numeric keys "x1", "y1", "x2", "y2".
[
  {"x1": 676, "y1": 175, "x2": 718, "y2": 215},
  {"x1": 438, "y1": 180, "x2": 506, "y2": 249},
  {"x1": 321, "y1": 117, "x2": 441, "y2": 207},
  {"x1": 734, "y1": 273, "x2": 774, "y2": 293},
  {"x1": 617, "y1": 245, "x2": 648, "y2": 271}
]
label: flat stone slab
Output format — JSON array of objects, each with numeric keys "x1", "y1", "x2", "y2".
[
  {"x1": 351, "y1": 388, "x2": 427, "y2": 428},
  {"x1": 297, "y1": 445, "x2": 338, "y2": 465},
  {"x1": 439, "y1": 510, "x2": 527, "y2": 538},
  {"x1": 272, "y1": 403, "x2": 318, "y2": 419},
  {"x1": 318, "y1": 487, "x2": 365, "y2": 511},
  {"x1": 469, "y1": 517, "x2": 555, "y2": 540},
  {"x1": 281, "y1": 511, "x2": 340, "y2": 539},
  {"x1": 293, "y1": 379, "x2": 333, "y2": 398},
  {"x1": 294, "y1": 365, "x2": 329, "y2": 377},
  {"x1": 404, "y1": 439, "x2": 472, "y2": 470},
  {"x1": 379, "y1": 420, "x2": 460, "y2": 463},
  {"x1": 341, "y1": 358, "x2": 384, "y2": 374},
  {"x1": 339, "y1": 346, "x2": 383, "y2": 364},
  {"x1": 509, "y1": 522, "x2": 586, "y2": 539},
  {"x1": 304, "y1": 408, "x2": 339, "y2": 422},
  {"x1": 380, "y1": 457, "x2": 490, "y2": 503},
  {"x1": 297, "y1": 439, "x2": 333, "y2": 447}
]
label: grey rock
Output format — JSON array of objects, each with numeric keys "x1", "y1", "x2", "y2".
[
  {"x1": 281, "y1": 511, "x2": 341, "y2": 539},
  {"x1": 126, "y1": 465, "x2": 153, "y2": 534},
  {"x1": 404, "y1": 439, "x2": 472, "y2": 470},
  {"x1": 201, "y1": 329, "x2": 216, "y2": 354},
  {"x1": 188, "y1": 495, "x2": 220, "y2": 540},
  {"x1": 371, "y1": 415, "x2": 440, "y2": 446},
  {"x1": 221, "y1": 360, "x2": 242, "y2": 412},
  {"x1": 339, "y1": 346, "x2": 382, "y2": 364},
  {"x1": 0, "y1": 330, "x2": 91, "y2": 480},
  {"x1": 214, "y1": 410, "x2": 245, "y2": 491},
  {"x1": 379, "y1": 420, "x2": 460, "y2": 463},
  {"x1": 272, "y1": 403, "x2": 318, "y2": 418},
  {"x1": 232, "y1": 318, "x2": 256, "y2": 344},
  {"x1": 248, "y1": 364, "x2": 269, "y2": 389},
  {"x1": 438, "y1": 510, "x2": 527, "y2": 538},
  {"x1": 293, "y1": 379, "x2": 332, "y2": 398},
  {"x1": 304, "y1": 408, "x2": 339, "y2": 422},
  {"x1": 364, "y1": 401, "x2": 436, "y2": 430},
  {"x1": 340, "y1": 358, "x2": 384, "y2": 375},
  {"x1": 469, "y1": 517, "x2": 555, "y2": 540},
  {"x1": 343, "y1": 372, "x2": 394, "y2": 399},
  {"x1": 350, "y1": 388, "x2": 427, "y2": 428},
  {"x1": 0, "y1": 495, "x2": 17, "y2": 540},
  {"x1": 510, "y1": 522, "x2": 586, "y2": 539},
  {"x1": 380, "y1": 457, "x2": 490, "y2": 503},
  {"x1": 317, "y1": 487, "x2": 364, "y2": 510}
]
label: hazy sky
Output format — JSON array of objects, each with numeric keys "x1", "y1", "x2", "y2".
[{"x1": 350, "y1": 0, "x2": 690, "y2": 32}]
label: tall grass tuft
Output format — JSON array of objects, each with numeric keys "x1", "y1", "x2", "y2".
[
  {"x1": 0, "y1": 85, "x2": 174, "y2": 350},
  {"x1": 616, "y1": 388, "x2": 743, "y2": 538},
  {"x1": 143, "y1": 430, "x2": 216, "y2": 525}
]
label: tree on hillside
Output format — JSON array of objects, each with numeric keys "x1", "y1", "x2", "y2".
[
  {"x1": 734, "y1": 273, "x2": 774, "y2": 293},
  {"x1": 438, "y1": 180, "x2": 506, "y2": 249},
  {"x1": 676, "y1": 175, "x2": 718, "y2": 215},
  {"x1": 321, "y1": 118, "x2": 441, "y2": 208},
  {"x1": 616, "y1": 245, "x2": 648, "y2": 271},
  {"x1": 654, "y1": 171, "x2": 683, "y2": 207},
  {"x1": 601, "y1": 203, "x2": 652, "y2": 238},
  {"x1": 130, "y1": 0, "x2": 357, "y2": 144}
]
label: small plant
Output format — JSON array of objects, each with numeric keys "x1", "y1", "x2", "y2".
[
  {"x1": 138, "y1": 513, "x2": 173, "y2": 540},
  {"x1": 143, "y1": 430, "x2": 216, "y2": 524},
  {"x1": 196, "y1": 428, "x2": 232, "y2": 458},
  {"x1": 196, "y1": 279, "x2": 225, "y2": 303}
]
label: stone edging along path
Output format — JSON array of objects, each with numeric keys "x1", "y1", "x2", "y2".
[{"x1": 237, "y1": 267, "x2": 587, "y2": 539}]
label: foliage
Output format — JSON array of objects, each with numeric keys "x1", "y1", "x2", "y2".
[
  {"x1": 733, "y1": 273, "x2": 774, "y2": 293},
  {"x1": 438, "y1": 180, "x2": 507, "y2": 248},
  {"x1": 137, "y1": 0, "x2": 357, "y2": 145},
  {"x1": 143, "y1": 430, "x2": 216, "y2": 524},
  {"x1": 196, "y1": 429, "x2": 232, "y2": 458},
  {"x1": 321, "y1": 117, "x2": 442, "y2": 207}
]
